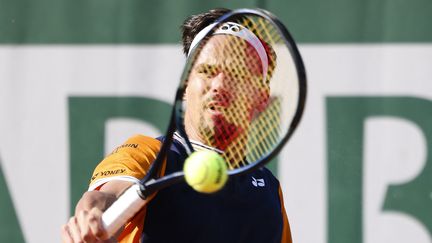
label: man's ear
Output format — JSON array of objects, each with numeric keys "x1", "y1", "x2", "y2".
[
  {"x1": 249, "y1": 92, "x2": 269, "y2": 121},
  {"x1": 255, "y1": 90, "x2": 270, "y2": 112}
]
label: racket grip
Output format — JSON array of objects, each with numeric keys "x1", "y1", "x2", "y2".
[{"x1": 102, "y1": 184, "x2": 146, "y2": 237}]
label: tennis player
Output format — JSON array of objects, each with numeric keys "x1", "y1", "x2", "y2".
[{"x1": 61, "y1": 8, "x2": 292, "y2": 243}]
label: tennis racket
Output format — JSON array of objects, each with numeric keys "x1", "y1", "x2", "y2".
[{"x1": 102, "y1": 8, "x2": 307, "y2": 237}]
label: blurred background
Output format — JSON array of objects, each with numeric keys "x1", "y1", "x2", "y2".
[{"x1": 0, "y1": 0, "x2": 431, "y2": 242}]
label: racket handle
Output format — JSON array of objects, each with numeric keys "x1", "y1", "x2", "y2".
[{"x1": 102, "y1": 184, "x2": 146, "y2": 237}]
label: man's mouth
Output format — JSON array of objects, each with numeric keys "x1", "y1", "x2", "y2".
[
  {"x1": 205, "y1": 92, "x2": 231, "y2": 113},
  {"x1": 206, "y1": 102, "x2": 226, "y2": 114}
]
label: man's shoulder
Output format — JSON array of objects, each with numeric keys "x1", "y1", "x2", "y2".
[
  {"x1": 126, "y1": 134, "x2": 162, "y2": 145},
  {"x1": 251, "y1": 167, "x2": 281, "y2": 188},
  {"x1": 259, "y1": 166, "x2": 279, "y2": 180}
]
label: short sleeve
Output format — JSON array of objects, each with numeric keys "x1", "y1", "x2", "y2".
[{"x1": 89, "y1": 135, "x2": 162, "y2": 190}]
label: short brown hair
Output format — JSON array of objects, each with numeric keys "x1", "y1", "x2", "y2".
[{"x1": 181, "y1": 8, "x2": 231, "y2": 56}]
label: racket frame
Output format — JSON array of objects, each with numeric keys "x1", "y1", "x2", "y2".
[{"x1": 176, "y1": 8, "x2": 307, "y2": 176}]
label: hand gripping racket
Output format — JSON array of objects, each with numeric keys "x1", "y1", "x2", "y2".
[{"x1": 102, "y1": 8, "x2": 307, "y2": 237}]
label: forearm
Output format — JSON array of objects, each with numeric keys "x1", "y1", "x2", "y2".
[
  {"x1": 62, "y1": 180, "x2": 134, "y2": 243},
  {"x1": 75, "y1": 180, "x2": 133, "y2": 213}
]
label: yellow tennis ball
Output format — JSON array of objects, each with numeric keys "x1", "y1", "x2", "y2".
[{"x1": 184, "y1": 150, "x2": 228, "y2": 193}]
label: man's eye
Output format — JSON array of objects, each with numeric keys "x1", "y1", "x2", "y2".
[
  {"x1": 238, "y1": 75, "x2": 263, "y2": 87},
  {"x1": 197, "y1": 65, "x2": 218, "y2": 77}
]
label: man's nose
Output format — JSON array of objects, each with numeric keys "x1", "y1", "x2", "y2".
[{"x1": 211, "y1": 72, "x2": 230, "y2": 93}]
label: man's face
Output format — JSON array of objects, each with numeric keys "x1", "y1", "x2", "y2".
[{"x1": 184, "y1": 35, "x2": 269, "y2": 149}]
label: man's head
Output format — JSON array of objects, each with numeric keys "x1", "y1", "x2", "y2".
[
  {"x1": 180, "y1": 9, "x2": 276, "y2": 151},
  {"x1": 181, "y1": 8, "x2": 276, "y2": 84}
]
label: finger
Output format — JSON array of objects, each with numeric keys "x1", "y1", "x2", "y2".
[
  {"x1": 67, "y1": 216, "x2": 83, "y2": 243},
  {"x1": 61, "y1": 224, "x2": 73, "y2": 243},
  {"x1": 88, "y1": 207, "x2": 108, "y2": 240},
  {"x1": 77, "y1": 210, "x2": 96, "y2": 243}
]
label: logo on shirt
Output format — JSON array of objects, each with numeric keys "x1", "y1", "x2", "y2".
[
  {"x1": 91, "y1": 169, "x2": 127, "y2": 181},
  {"x1": 252, "y1": 177, "x2": 265, "y2": 187},
  {"x1": 111, "y1": 143, "x2": 139, "y2": 154}
]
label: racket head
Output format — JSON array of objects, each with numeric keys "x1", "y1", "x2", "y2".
[{"x1": 175, "y1": 8, "x2": 306, "y2": 175}]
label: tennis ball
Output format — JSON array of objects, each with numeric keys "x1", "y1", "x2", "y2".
[{"x1": 184, "y1": 150, "x2": 228, "y2": 193}]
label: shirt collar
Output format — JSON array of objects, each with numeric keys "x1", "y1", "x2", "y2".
[{"x1": 173, "y1": 131, "x2": 223, "y2": 154}]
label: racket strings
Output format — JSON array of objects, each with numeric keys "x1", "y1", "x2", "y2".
[
  {"x1": 241, "y1": 17, "x2": 281, "y2": 86},
  {"x1": 226, "y1": 17, "x2": 283, "y2": 167},
  {"x1": 247, "y1": 98, "x2": 282, "y2": 162}
]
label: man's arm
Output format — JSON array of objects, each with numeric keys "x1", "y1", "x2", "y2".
[
  {"x1": 62, "y1": 135, "x2": 162, "y2": 243},
  {"x1": 61, "y1": 180, "x2": 133, "y2": 243}
]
